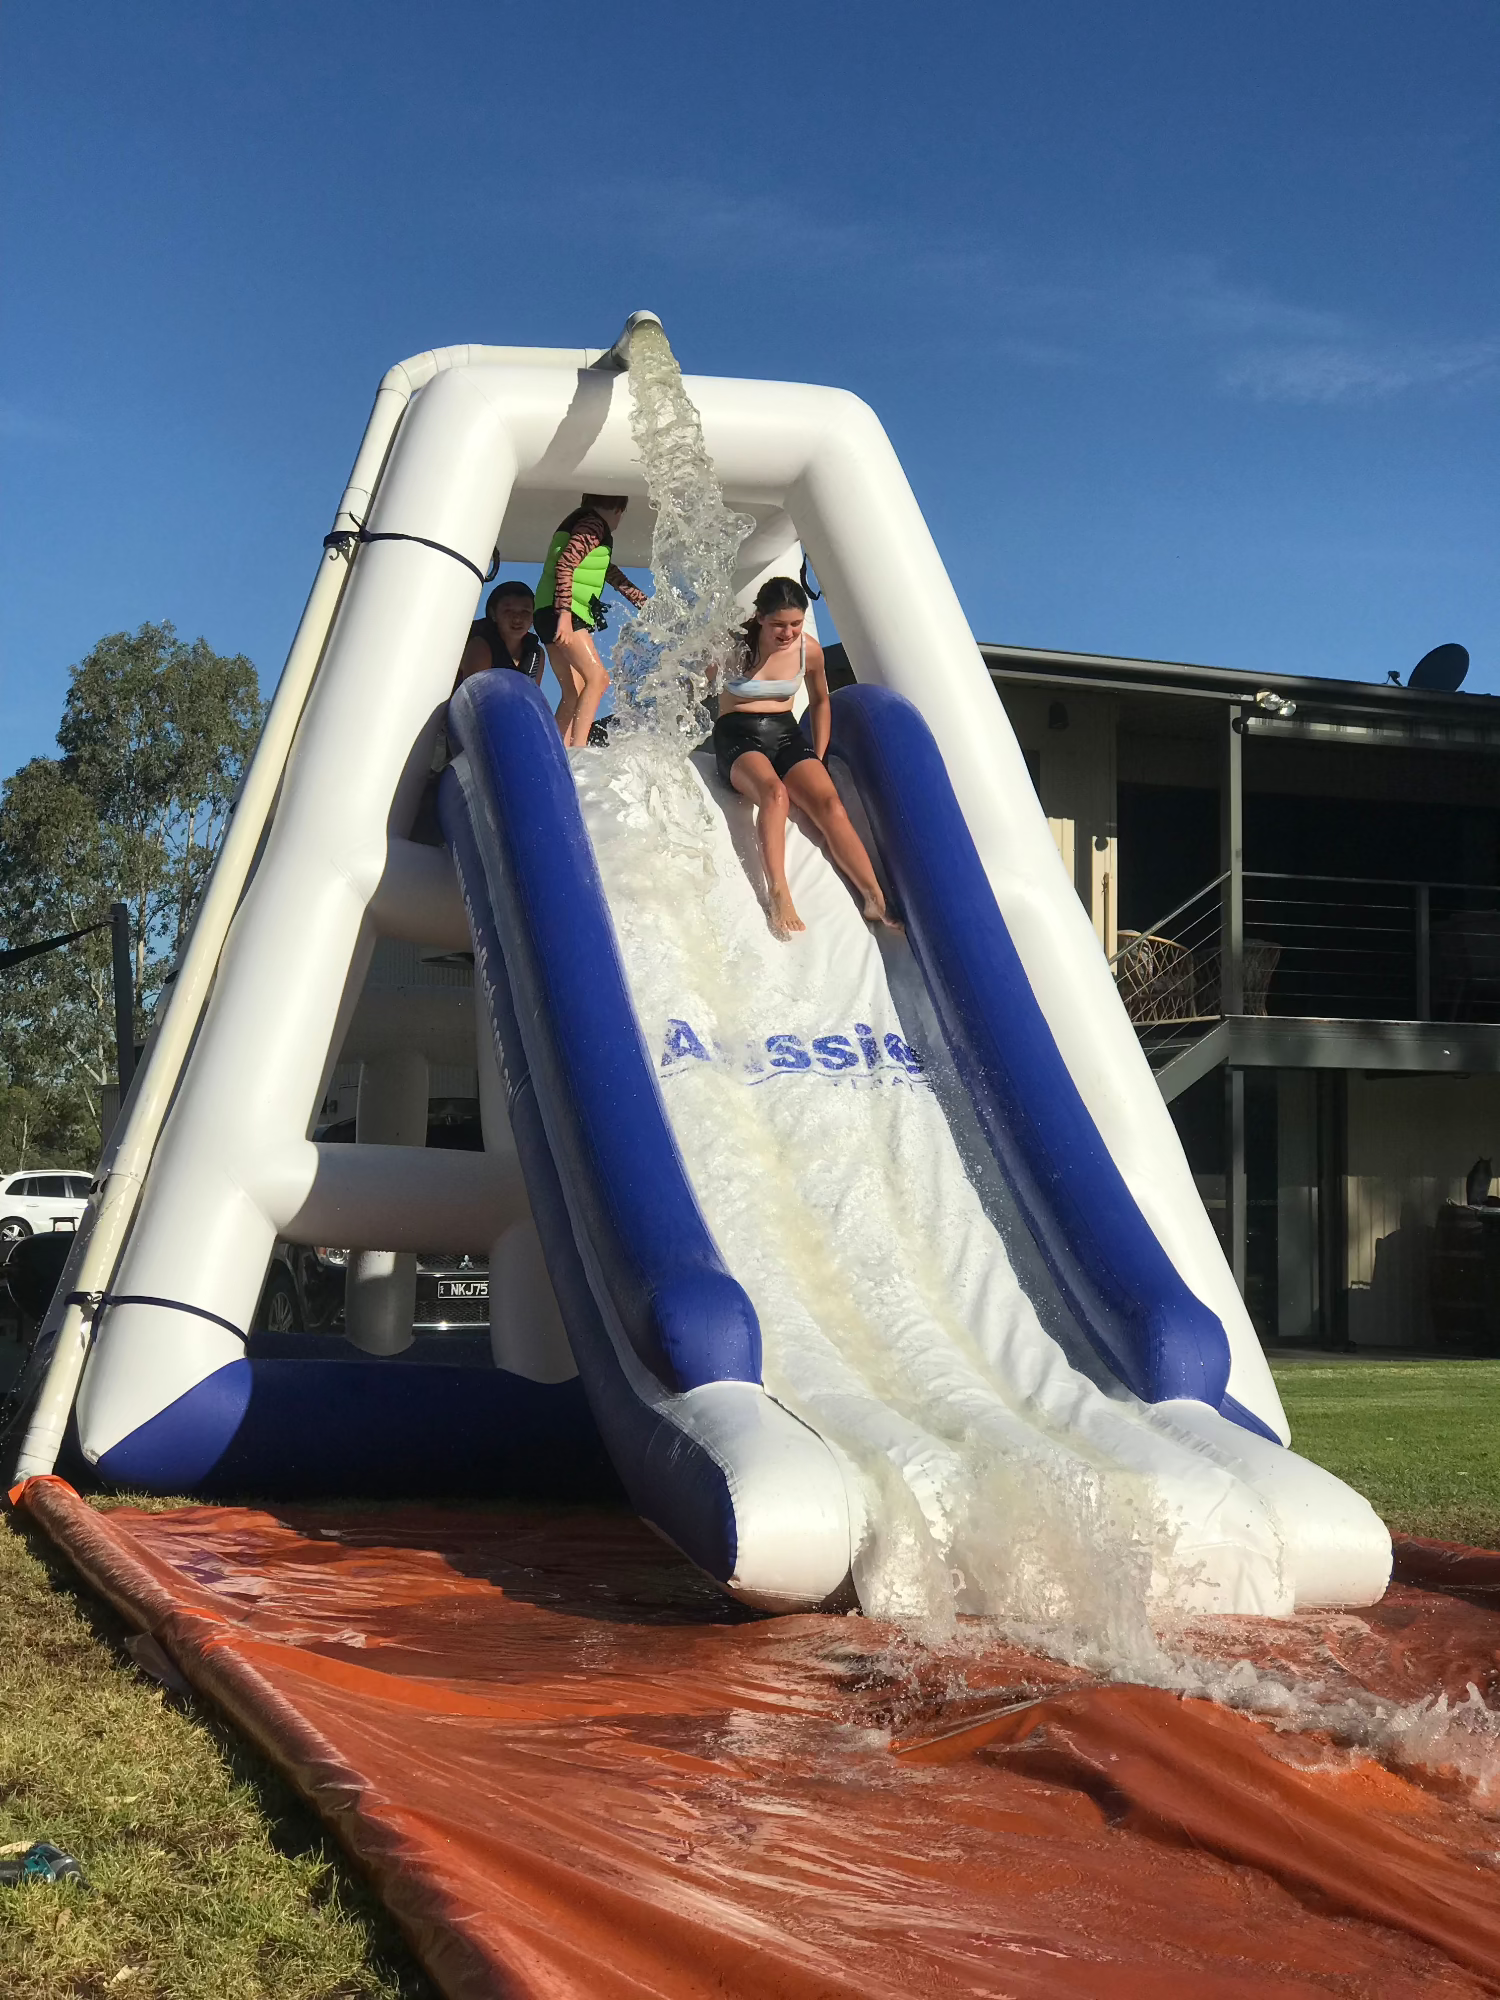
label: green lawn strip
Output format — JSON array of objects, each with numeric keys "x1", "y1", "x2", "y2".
[
  {"x1": 1272, "y1": 1360, "x2": 1500, "y2": 1549},
  {"x1": 0, "y1": 1500, "x2": 437, "y2": 2000}
]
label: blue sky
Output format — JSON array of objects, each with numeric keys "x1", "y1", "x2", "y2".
[{"x1": 2, "y1": 1, "x2": 1496, "y2": 769}]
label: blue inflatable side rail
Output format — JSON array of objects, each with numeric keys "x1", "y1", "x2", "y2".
[
  {"x1": 440, "y1": 670, "x2": 762, "y2": 1584},
  {"x1": 443, "y1": 671, "x2": 761, "y2": 1393},
  {"x1": 826, "y1": 685, "x2": 1264, "y2": 1431}
]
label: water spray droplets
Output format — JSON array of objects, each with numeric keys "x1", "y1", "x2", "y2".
[{"x1": 610, "y1": 323, "x2": 755, "y2": 743}]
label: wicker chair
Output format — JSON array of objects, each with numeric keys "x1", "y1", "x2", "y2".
[
  {"x1": 1114, "y1": 932, "x2": 1199, "y2": 1025},
  {"x1": 1193, "y1": 941, "x2": 1281, "y2": 1019}
]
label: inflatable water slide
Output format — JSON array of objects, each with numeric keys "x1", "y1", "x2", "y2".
[{"x1": 15, "y1": 316, "x2": 1390, "y2": 1627}]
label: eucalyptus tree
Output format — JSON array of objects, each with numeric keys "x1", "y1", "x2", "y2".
[{"x1": 0, "y1": 622, "x2": 261, "y2": 1161}]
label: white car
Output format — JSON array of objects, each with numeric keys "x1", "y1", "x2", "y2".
[{"x1": 0, "y1": 1170, "x2": 91, "y2": 1251}]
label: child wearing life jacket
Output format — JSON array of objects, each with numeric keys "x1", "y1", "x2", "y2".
[
  {"x1": 533, "y1": 495, "x2": 648, "y2": 746},
  {"x1": 455, "y1": 579, "x2": 545, "y2": 687}
]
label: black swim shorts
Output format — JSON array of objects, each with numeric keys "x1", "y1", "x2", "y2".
[
  {"x1": 712, "y1": 709, "x2": 817, "y2": 789},
  {"x1": 534, "y1": 605, "x2": 596, "y2": 645}
]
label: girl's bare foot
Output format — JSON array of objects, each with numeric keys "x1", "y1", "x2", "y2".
[
  {"x1": 863, "y1": 894, "x2": 904, "y2": 933},
  {"x1": 768, "y1": 888, "x2": 806, "y2": 938}
]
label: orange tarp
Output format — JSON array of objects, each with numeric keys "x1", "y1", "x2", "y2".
[{"x1": 16, "y1": 1476, "x2": 1500, "y2": 1999}]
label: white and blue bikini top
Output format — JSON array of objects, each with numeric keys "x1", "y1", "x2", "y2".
[{"x1": 722, "y1": 632, "x2": 805, "y2": 703}]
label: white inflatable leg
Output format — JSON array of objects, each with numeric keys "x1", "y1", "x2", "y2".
[
  {"x1": 345, "y1": 1050, "x2": 426, "y2": 1355},
  {"x1": 76, "y1": 365, "x2": 519, "y2": 1460},
  {"x1": 489, "y1": 1220, "x2": 577, "y2": 1382},
  {"x1": 344, "y1": 1250, "x2": 417, "y2": 1356},
  {"x1": 474, "y1": 1010, "x2": 573, "y2": 1380}
]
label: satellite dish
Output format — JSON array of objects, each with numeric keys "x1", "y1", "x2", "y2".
[{"x1": 1407, "y1": 643, "x2": 1469, "y2": 692}]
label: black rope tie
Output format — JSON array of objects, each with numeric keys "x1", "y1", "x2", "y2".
[
  {"x1": 799, "y1": 557, "x2": 822, "y2": 602},
  {"x1": 64, "y1": 1291, "x2": 248, "y2": 1344},
  {"x1": 323, "y1": 519, "x2": 500, "y2": 586}
]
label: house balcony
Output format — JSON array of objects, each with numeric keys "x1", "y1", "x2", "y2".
[{"x1": 1113, "y1": 870, "x2": 1500, "y2": 1101}]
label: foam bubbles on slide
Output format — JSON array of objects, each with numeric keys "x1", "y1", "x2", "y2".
[{"x1": 579, "y1": 752, "x2": 1269, "y2": 1655}]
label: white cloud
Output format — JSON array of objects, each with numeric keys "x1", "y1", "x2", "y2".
[
  {"x1": 1139, "y1": 255, "x2": 1345, "y2": 344},
  {"x1": 615, "y1": 178, "x2": 1498, "y2": 410},
  {"x1": 619, "y1": 178, "x2": 878, "y2": 266},
  {"x1": 1222, "y1": 338, "x2": 1500, "y2": 405}
]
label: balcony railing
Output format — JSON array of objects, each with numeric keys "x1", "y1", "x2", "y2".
[{"x1": 1111, "y1": 871, "x2": 1500, "y2": 1064}]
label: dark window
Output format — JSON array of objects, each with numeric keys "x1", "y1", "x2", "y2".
[
  {"x1": 1246, "y1": 793, "x2": 1500, "y2": 885},
  {"x1": 33, "y1": 1175, "x2": 73, "y2": 1197},
  {"x1": 1117, "y1": 784, "x2": 1219, "y2": 933}
]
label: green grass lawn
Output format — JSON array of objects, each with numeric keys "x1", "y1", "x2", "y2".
[
  {"x1": 1272, "y1": 1359, "x2": 1500, "y2": 1548},
  {"x1": 0, "y1": 1503, "x2": 436, "y2": 2000}
]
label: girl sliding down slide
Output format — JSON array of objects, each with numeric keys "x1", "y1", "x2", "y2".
[{"x1": 712, "y1": 577, "x2": 899, "y2": 939}]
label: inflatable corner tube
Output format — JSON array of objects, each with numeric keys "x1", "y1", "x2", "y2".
[{"x1": 1155, "y1": 1399, "x2": 1392, "y2": 1608}]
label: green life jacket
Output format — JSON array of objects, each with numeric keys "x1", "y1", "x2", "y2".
[{"x1": 536, "y1": 510, "x2": 613, "y2": 626}]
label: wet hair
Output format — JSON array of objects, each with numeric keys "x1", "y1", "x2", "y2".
[
  {"x1": 487, "y1": 580, "x2": 534, "y2": 614},
  {"x1": 581, "y1": 493, "x2": 629, "y2": 513},
  {"x1": 741, "y1": 575, "x2": 809, "y2": 659}
]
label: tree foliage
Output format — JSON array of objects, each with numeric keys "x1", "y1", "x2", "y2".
[
  {"x1": 0, "y1": 1082, "x2": 95, "y2": 1177},
  {"x1": 0, "y1": 623, "x2": 261, "y2": 1167}
]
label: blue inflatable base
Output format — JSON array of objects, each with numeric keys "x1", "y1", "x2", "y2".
[{"x1": 92, "y1": 1354, "x2": 623, "y2": 1501}]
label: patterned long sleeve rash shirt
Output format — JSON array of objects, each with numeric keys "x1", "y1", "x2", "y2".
[{"x1": 552, "y1": 512, "x2": 649, "y2": 620}]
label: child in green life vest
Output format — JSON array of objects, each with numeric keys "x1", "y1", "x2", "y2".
[{"x1": 534, "y1": 494, "x2": 648, "y2": 746}]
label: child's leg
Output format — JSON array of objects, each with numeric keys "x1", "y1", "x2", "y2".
[
  {"x1": 729, "y1": 751, "x2": 803, "y2": 937},
  {"x1": 548, "y1": 642, "x2": 584, "y2": 738},
  {"x1": 562, "y1": 628, "x2": 611, "y2": 746},
  {"x1": 785, "y1": 760, "x2": 900, "y2": 928}
]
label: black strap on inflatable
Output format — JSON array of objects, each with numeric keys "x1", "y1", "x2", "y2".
[
  {"x1": 799, "y1": 557, "x2": 822, "y2": 602},
  {"x1": 323, "y1": 519, "x2": 500, "y2": 586},
  {"x1": 63, "y1": 1290, "x2": 248, "y2": 1343}
]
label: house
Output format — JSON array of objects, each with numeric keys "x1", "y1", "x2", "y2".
[{"x1": 985, "y1": 641, "x2": 1500, "y2": 1355}]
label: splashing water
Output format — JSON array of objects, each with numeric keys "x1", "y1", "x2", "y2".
[
  {"x1": 608, "y1": 320, "x2": 756, "y2": 744},
  {"x1": 586, "y1": 336, "x2": 1187, "y2": 1654},
  {"x1": 585, "y1": 332, "x2": 1261, "y2": 1658},
  {"x1": 560, "y1": 327, "x2": 1500, "y2": 1810}
]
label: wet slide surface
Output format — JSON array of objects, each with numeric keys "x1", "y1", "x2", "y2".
[
  {"x1": 570, "y1": 744, "x2": 1292, "y2": 1622},
  {"x1": 19, "y1": 1479, "x2": 1500, "y2": 1999}
]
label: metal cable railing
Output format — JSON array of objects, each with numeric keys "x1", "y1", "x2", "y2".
[
  {"x1": 1110, "y1": 874, "x2": 1226, "y2": 1066},
  {"x1": 1111, "y1": 868, "x2": 1500, "y2": 1063},
  {"x1": 1245, "y1": 873, "x2": 1500, "y2": 1022}
]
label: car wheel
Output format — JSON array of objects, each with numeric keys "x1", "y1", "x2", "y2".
[
  {"x1": 0, "y1": 1217, "x2": 32, "y2": 1252},
  {"x1": 254, "y1": 1266, "x2": 301, "y2": 1334}
]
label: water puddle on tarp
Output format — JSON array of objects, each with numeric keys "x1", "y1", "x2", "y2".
[{"x1": 19, "y1": 1479, "x2": 1500, "y2": 1999}]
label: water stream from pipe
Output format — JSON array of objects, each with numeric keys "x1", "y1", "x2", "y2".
[{"x1": 608, "y1": 320, "x2": 755, "y2": 744}]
